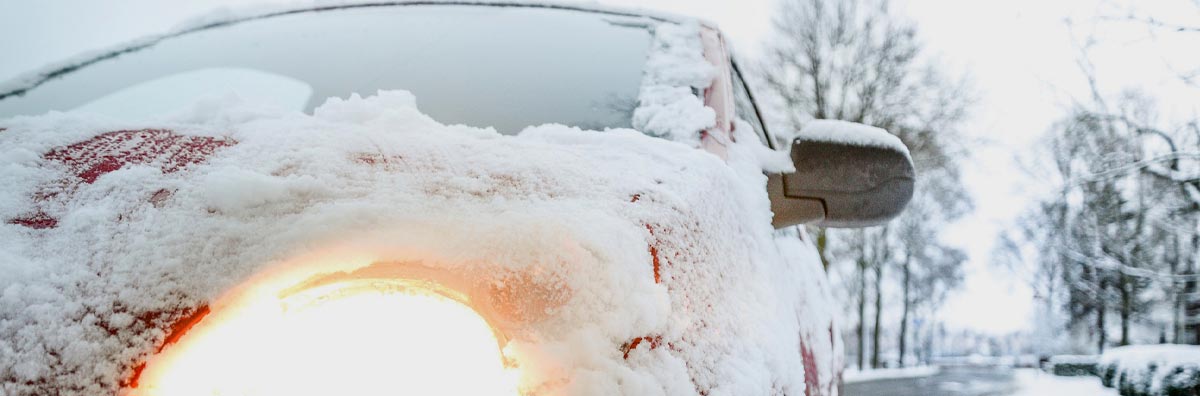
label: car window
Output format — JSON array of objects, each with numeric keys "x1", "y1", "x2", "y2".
[
  {"x1": 0, "y1": 5, "x2": 653, "y2": 134},
  {"x1": 730, "y1": 64, "x2": 772, "y2": 148},
  {"x1": 73, "y1": 67, "x2": 314, "y2": 120}
]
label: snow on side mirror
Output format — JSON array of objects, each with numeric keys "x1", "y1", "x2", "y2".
[{"x1": 768, "y1": 120, "x2": 915, "y2": 229}]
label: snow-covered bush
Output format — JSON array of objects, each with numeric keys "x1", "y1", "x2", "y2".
[
  {"x1": 1161, "y1": 365, "x2": 1200, "y2": 396},
  {"x1": 1103, "y1": 362, "x2": 1120, "y2": 387},
  {"x1": 1046, "y1": 355, "x2": 1098, "y2": 377},
  {"x1": 1098, "y1": 345, "x2": 1200, "y2": 396}
]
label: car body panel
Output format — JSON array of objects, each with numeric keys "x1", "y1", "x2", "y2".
[{"x1": 0, "y1": 3, "x2": 841, "y2": 395}]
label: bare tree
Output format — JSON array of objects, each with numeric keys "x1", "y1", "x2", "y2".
[
  {"x1": 895, "y1": 195, "x2": 966, "y2": 365},
  {"x1": 759, "y1": 0, "x2": 974, "y2": 368},
  {"x1": 1014, "y1": 2, "x2": 1200, "y2": 349}
]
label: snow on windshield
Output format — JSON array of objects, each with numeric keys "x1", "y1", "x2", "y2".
[{"x1": 0, "y1": 4, "x2": 653, "y2": 134}]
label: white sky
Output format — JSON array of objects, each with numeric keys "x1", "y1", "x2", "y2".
[
  {"x1": 1, "y1": 0, "x2": 1196, "y2": 336},
  {"x1": 900, "y1": 0, "x2": 1198, "y2": 335}
]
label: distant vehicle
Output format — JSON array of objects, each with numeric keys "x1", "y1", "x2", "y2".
[{"x1": 0, "y1": 2, "x2": 913, "y2": 395}]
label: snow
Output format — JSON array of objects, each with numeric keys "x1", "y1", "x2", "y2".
[
  {"x1": 842, "y1": 365, "x2": 939, "y2": 384},
  {"x1": 1098, "y1": 344, "x2": 1200, "y2": 370},
  {"x1": 0, "y1": 10, "x2": 838, "y2": 395},
  {"x1": 631, "y1": 21, "x2": 717, "y2": 146},
  {"x1": 0, "y1": 1, "x2": 714, "y2": 102},
  {"x1": 0, "y1": 2, "x2": 850, "y2": 393},
  {"x1": 1047, "y1": 354, "x2": 1099, "y2": 365},
  {"x1": 795, "y1": 119, "x2": 910, "y2": 156},
  {"x1": 1010, "y1": 368, "x2": 1117, "y2": 396},
  {"x1": 1098, "y1": 344, "x2": 1200, "y2": 395}
]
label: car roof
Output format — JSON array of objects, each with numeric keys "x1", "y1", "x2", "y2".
[{"x1": 0, "y1": 1, "x2": 714, "y2": 101}]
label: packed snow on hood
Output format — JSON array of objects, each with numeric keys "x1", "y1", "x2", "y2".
[
  {"x1": 0, "y1": 9, "x2": 839, "y2": 396},
  {"x1": 0, "y1": 89, "x2": 838, "y2": 395}
]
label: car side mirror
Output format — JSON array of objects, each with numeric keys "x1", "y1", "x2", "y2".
[{"x1": 768, "y1": 120, "x2": 915, "y2": 228}]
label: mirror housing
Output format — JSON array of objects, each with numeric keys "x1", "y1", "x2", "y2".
[{"x1": 768, "y1": 120, "x2": 915, "y2": 228}]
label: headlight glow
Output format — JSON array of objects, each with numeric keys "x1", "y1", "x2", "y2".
[{"x1": 132, "y1": 279, "x2": 519, "y2": 396}]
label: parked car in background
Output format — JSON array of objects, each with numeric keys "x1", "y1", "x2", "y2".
[{"x1": 0, "y1": 2, "x2": 913, "y2": 395}]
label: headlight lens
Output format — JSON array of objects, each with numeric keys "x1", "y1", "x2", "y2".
[{"x1": 133, "y1": 280, "x2": 518, "y2": 396}]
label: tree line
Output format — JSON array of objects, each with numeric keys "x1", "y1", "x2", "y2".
[
  {"x1": 756, "y1": 0, "x2": 972, "y2": 368},
  {"x1": 755, "y1": 0, "x2": 1199, "y2": 364},
  {"x1": 1001, "y1": 3, "x2": 1200, "y2": 353}
]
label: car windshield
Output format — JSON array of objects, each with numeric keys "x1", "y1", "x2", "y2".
[{"x1": 0, "y1": 5, "x2": 654, "y2": 134}]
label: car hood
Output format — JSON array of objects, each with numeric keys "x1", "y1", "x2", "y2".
[{"x1": 0, "y1": 91, "x2": 836, "y2": 395}]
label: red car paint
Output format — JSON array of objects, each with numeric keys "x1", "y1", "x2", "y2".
[
  {"x1": 8, "y1": 129, "x2": 234, "y2": 229},
  {"x1": 4, "y1": 8, "x2": 841, "y2": 394}
]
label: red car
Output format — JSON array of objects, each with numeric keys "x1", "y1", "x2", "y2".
[{"x1": 0, "y1": 2, "x2": 913, "y2": 395}]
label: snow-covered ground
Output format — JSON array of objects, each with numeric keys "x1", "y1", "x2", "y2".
[
  {"x1": 843, "y1": 366, "x2": 939, "y2": 384},
  {"x1": 1010, "y1": 369, "x2": 1116, "y2": 396},
  {"x1": 843, "y1": 365, "x2": 1118, "y2": 396}
]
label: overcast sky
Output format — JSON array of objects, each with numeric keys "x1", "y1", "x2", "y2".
[
  {"x1": 898, "y1": 0, "x2": 1197, "y2": 334},
  {"x1": 2, "y1": 0, "x2": 1196, "y2": 335}
]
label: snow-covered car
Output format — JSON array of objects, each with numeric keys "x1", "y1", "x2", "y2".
[{"x1": 0, "y1": 2, "x2": 913, "y2": 395}]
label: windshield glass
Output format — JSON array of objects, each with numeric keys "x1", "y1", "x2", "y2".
[{"x1": 0, "y1": 5, "x2": 653, "y2": 134}]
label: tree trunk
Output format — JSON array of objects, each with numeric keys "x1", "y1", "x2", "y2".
[
  {"x1": 872, "y1": 259, "x2": 884, "y2": 369},
  {"x1": 898, "y1": 256, "x2": 911, "y2": 368},
  {"x1": 1119, "y1": 274, "x2": 1131, "y2": 346},
  {"x1": 1175, "y1": 286, "x2": 1185, "y2": 344},
  {"x1": 923, "y1": 321, "x2": 935, "y2": 365},
  {"x1": 871, "y1": 227, "x2": 891, "y2": 368},
  {"x1": 1098, "y1": 279, "x2": 1108, "y2": 353},
  {"x1": 1189, "y1": 233, "x2": 1200, "y2": 345},
  {"x1": 1185, "y1": 270, "x2": 1200, "y2": 345},
  {"x1": 817, "y1": 228, "x2": 830, "y2": 271},
  {"x1": 857, "y1": 253, "x2": 867, "y2": 370},
  {"x1": 1172, "y1": 236, "x2": 1183, "y2": 344}
]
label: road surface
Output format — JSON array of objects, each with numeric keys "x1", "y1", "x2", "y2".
[{"x1": 844, "y1": 365, "x2": 1020, "y2": 396}]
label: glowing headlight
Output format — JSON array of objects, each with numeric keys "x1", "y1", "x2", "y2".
[{"x1": 132, "y1": 280, "x2": 518, "y2": 396}]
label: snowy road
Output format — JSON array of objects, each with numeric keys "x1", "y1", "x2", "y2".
[{"x1": 843, "y1": 366, "x2": 1117, "y2": 396}]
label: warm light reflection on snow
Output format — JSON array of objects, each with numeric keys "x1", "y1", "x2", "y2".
[{"x1": 134, "y1": 281, "x2": 518, "y2": 396}]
